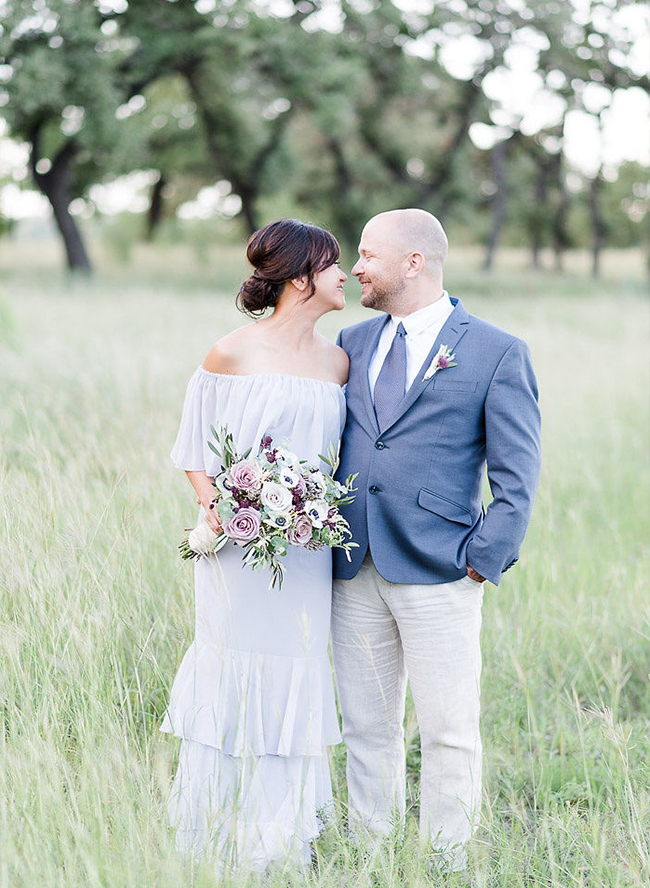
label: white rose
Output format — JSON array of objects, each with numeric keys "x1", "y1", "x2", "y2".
[
  {"x1": 188, "y1": 520, "x2": 220, "y2": 555},
  {"x1": 260, "y1": 481, "x2": 293, "y2": 513},
  {"x1": 304, "y1": 499, "x2": 329, "y2": 528}
]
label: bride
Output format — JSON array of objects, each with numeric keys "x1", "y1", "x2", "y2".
[{"x1": 161, "y1": 219, "x2": 349, "y2": 871}]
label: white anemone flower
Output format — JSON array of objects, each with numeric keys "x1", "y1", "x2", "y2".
[
  {"x1": 278, "y1": 468, "x2": 300, "y2": 488},
  {"x1": 263, "y1": 512, "x2": 292, "y2": 529},
  {"x1": 304, "y1": 499, "x2": 329, "y2": 528}
]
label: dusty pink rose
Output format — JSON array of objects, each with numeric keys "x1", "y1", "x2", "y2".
[
  {"x1": 223, "y1": 507, "x2": 261, "y2": 543},
  {"x1": 229, "y1": 460, "x2": 262, "y2": 492},
  {"x1": 287, "y1": 514, "x2": 313, "y2": 547}
]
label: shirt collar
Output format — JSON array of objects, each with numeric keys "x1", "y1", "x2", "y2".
[{"x1": 389, "y1": 292, "x2": 452, "y2": 338}]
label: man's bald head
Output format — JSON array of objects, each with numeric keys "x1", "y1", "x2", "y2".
[
  {"x1": 353, "y1": 207, "x2": 449, "y2": 314},
  {"x1": 365, "y1": 209, "x2": 448, "y2": 274}
]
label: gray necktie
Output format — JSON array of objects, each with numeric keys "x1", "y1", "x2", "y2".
[{"x1": 374, "y1": 322, "x2": 407, "y2": 428}]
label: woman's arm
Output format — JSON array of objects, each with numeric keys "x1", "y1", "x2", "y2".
[
  {"x1": 184, "y1": 342, "x2": 239, "y2": 533},
  {"x1": 186, "y1": 470, "x2": 222, "y2": 534}
]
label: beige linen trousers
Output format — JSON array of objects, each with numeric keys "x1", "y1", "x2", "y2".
[{"x1": 331, "y1": 553, "x2": 483, "y2": 868}]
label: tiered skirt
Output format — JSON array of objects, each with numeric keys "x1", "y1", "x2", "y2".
[{"x1": 161, "y1": 638, "x2": 341, "y2": 870}]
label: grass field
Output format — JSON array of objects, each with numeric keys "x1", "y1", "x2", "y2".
[{"x1": 0, "y1": 241, "x2": 648, "y2": 887}]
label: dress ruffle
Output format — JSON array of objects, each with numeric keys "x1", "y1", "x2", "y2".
[
  {"x1": 168, "y1": 739, "x2": 334, "y2": 871},
  {"x1": 160, "y1": 640, "x2": 342, "y2": 756},
  {"x1": 170, "y1": 368, "x2": 345, "y2": 475}
]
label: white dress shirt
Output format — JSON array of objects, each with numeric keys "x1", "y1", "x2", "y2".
[{"x1": 369, "y1": 293, "x2": 455, "y2": 397}]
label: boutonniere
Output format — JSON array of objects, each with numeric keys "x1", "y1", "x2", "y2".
[{"x1": 423, "y1": 345, "x2": 457, "y2": 380}]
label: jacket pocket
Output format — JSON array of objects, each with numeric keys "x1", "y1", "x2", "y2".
[
  {"x1": 417, "y1": 488, "x2": 475, "y2": 526},
  {"x1": 431, "y1": 378, "x2": 478, "y2": 393}
]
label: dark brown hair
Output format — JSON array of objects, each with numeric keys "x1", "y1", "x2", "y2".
[{"x1": 237, "y1": 219, "x2": 340, "y2": 317}]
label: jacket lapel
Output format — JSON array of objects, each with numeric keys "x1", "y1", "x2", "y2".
[{"x1": 378, "y1": 298, "x2": 470, "y2": 433}]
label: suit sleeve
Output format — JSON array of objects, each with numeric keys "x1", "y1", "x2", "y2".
[{"x1": 465, "y1": 338, "x2": 541, "y2": 585}]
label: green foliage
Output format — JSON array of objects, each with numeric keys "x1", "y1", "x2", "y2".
[
  {"x1": 598, "y1": 163, "x2": 650, "y2": 248},
  {"x1": 0, "y1": 0, "x2": 648, "y2": 259},
  {"x1": 1, "y1": 1, "x2": 124, "y2": 154}
]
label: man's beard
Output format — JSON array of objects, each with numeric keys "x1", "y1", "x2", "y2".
[{"x1": 360, "y1": 276, "x2": 406, "y2": 312}]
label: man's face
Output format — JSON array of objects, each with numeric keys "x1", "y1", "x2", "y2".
[{"x1": 351, "y1": 219, "x2": 407, "y2": 313}]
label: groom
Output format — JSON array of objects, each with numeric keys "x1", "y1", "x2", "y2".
[{"x1": 332, "y1": 209, "x2": 541, "y2": 868}]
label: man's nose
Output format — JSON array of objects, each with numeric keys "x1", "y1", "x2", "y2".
[{"x1": 351, "y1": 260, "x2": 362, "y2": 276}]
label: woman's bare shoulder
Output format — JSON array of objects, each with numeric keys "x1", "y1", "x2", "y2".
[
  {"x1": 316, "y1": 334, "x2": 349, "y2": 385},
  {"x1": 333, "y1": 343, "x2": 350, "y2": 385},
  {"x1": 201, "y1": 325, "x2": 257, "y2": 374}
]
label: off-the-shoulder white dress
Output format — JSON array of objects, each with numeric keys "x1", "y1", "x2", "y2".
[{"x1": 161, "y1": 369, "x2": 346, "y2": 871}]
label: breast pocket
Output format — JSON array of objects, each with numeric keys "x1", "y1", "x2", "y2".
[{"x1": 431, "y1": 378, "x2": 478, "y2": 394}]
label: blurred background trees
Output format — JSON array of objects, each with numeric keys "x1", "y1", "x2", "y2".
[{"x1": 0, "y1": 0, "x2": 647, "y2": 274}]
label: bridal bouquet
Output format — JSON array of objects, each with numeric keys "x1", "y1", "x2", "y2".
[{"x1": 179, "y1": 424, "x2": 358, "y2": 589}]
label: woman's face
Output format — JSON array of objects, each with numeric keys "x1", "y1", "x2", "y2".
[{"x1": 311, "y1": 261, "x2": 347, "y2": 312}]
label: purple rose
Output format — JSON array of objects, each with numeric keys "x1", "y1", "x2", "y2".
[
  {"x1": 287, "y1": 514, "x2": 313, "y2": 547},
  {"x1": 229, "y1": 460, "x2": 262, "y2": 492},
  {"x1": 223, "y1": 507, "x2": 261, "y2": 543}
]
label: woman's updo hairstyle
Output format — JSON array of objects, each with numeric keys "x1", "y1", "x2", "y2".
[{"x1": 237, "y1": 219, "x2": 340, "y2": 317}]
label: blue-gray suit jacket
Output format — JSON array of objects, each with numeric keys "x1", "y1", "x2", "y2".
[{"x1": 333, "y1": 297, "x2": 541, "y2": 587}]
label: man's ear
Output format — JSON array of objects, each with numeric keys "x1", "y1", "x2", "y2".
[
  {"x1": 404, "y1": 252, "x2": 425, "y2": 278},
  {"x1": 291, "y1": 275, "x2": 309, "y2": 291}
]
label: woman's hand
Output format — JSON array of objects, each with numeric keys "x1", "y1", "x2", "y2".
[
  {"x1": 201, "y1": 495, "x2": 223, "y2": 535},
  {"x1": 186, "y1": 470, "x2": 223, "y2": 535}
]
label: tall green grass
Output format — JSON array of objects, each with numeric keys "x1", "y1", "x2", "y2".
[{"x1": 0, "y1": 245, "x2": 648, "y2": 887}]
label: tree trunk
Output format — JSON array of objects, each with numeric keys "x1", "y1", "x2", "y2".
[
  {"x1": 531, "y1": 161, "x2": 549, "y2": 269},
  {"x1": 237, "y1": 184, "x2": 259, "y2": 236},
  {"x1": 589, "y1": 172, "x2": 604, "y2": 279},
  {"x1": 484, "y1": 138, "x2": 508, "y2": 271},
  {"x1": 146, "y1": 172, "x2": 166, "y2": 241},
  {"x1": 551, "y1": 153, "x2": 569, "y2": 273},
  {"x1": 30, "y1": 132, "x2": 91, "y2": 272},
  {"x1": 183, "y1": 68, "x2": 270, "y2": 237},
  {"x1": 327, "y1": 138, "x2": 362, "y2": 250}
]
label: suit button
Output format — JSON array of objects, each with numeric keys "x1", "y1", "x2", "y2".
[
  {"x1": 369, "y1": 485, "x2": 379, "y2": 494},
  {"x1": 375, "y1": 441, "x2": 385, "y2": 450}
]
